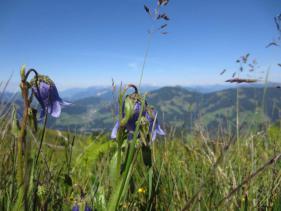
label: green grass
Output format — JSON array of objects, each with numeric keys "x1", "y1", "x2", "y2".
[
  {"x1": 1, "y1": 76, "x2": 281, "y2": 210},
  {"x1": 1, "y1": 111, "x2": 281, "y2": 210}
]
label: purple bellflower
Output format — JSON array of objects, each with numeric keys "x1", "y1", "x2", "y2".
[
  {"x1": 30, "y1": 75, "x2": 70, "y2": 119},
  {"x1": 72, "y1": 204, "x2": 79, "y2": 211},
  {"x1": 145, "y1": 108, "x2": 165, "y2": 141},
  {"x1": 72, "y1": 204, "x2": 93, "y2": 211},
  {"x1": 84, "y1": 204, "x2": 93, "y2": 211},
  {"x1": 111, "y1": 85, "x2": 165, "y2": 142},
  {"x1": 111, "y1": 101, "x2": 143, "y2": 139}
]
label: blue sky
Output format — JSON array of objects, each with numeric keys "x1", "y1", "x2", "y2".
[{"x1": 0, "y1": 0, "x2": 281, "y2": 91}]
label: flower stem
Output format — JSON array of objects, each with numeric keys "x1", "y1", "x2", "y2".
[
  {"x1": 108, "y1": 95, "x2": 147, "y2": 210},
  {"x1": 16, "y1": 69, "x2": 31, "y2": 208},
  {"x1": 138, "y1": 28, "x2": 153, "y2": 91}
]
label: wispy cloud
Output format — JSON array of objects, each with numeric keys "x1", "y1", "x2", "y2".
[{"x1": 128, "y1": 62, "x2": 140, "y2": 71}]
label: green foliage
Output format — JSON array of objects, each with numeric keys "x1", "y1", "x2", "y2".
[
  {"x1": 2, "y1": 76, "x2": 281, "y2": 210},
  {"x1": 2, "y1": 115, "x2": 281, "y2": 210}
]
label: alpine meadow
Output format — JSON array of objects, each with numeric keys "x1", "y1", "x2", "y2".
[{"x1": 1, "y1": 0, "x2": 281, "y2": 210}]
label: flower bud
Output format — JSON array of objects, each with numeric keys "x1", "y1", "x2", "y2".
[{"x1": 20, "y1": 65, "x2": 26, "y2": 81}]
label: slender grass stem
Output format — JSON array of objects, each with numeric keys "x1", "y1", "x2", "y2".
[
  {"x1": 138, "y1": 32, "x2": 153, "y2": 91},
  {"x1": 34, "y1": 112, "x2": 48, "y2": 166},
  {"x1": 216, "y1": 152, "x2": 281, "y2": 208},
  {"x1": 236, "y1": 87, "x2": 239, "y2": 146}
]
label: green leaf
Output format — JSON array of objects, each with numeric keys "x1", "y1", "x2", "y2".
[
  {"x1": 142, "y1": 145, "x2": 152, "y2": 167},
  {"x1": 121, "y1": 97, "x2": 134, "y2": 126}
]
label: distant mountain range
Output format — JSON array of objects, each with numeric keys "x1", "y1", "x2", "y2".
[
  {"x1": 59, "y1": 85, "x2": 161, "y2": 101},
  {"x1": 58, "y1": 82, "x2": 281, "y2": 101},
  {"x1": 45, "y1": 85, "x2": 281, "y2": 135},
  {"x1": 2, "y1": 83, "x2": 280, "y2": 135}
]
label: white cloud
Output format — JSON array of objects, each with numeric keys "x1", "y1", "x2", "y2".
[{"x1": 128, "y1": 62, "x2": 141, "y2": 71}]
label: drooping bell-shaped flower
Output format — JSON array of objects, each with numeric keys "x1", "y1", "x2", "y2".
[
  {"x1": 111, "y1": 85, "x2": 165, "y2": 142},
  {"x1": 111, "y1": 100, "x2": 144, "y2": 139},
  {"x1": 30, "y1": 75, "x2": 70, "y2": 119},
  {"x1": 145, "y1": 108, "x2": 165, "y2": 141}
]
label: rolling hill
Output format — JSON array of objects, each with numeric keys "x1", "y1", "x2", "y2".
[{"x1": 46, "y1": 86, "x2": 281, "y2": 135}]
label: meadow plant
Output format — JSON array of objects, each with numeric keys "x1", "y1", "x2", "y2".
[
  {"x1": 7, "y1": 66, "x2": 71, "y2": 210},
  {"x1": 107, "y1": 83, "x2": 165, "y2": 210},
  {"x1": 3, "y1": 2, "x2": 281, "y2": 211},
  {"x1": 111, "y1": 84, "x2": 165, "y2": 142},
  {"x1": 139, "y1": 0, "x2": 170, "y2": 87},
  {"x1": 30, "y1": 75, "x2": 70, "y2": 120},
  {"x1": 107, "y1": 1, "x2": 169, "y2": 207}
]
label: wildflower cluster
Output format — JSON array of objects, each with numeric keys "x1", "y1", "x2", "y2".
[
  {"x1": 17, "y1": 67, "x2": 165, "y2": 210},
  {"x1": 5, "y1": 1, "x2": 170, "y2": 210},
  {"x1": 14, "y1": 66, "x2": 70, "y2": 210},
  {"x1": 111, "y1": 84, "x2": 165, "y2": 144}
]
